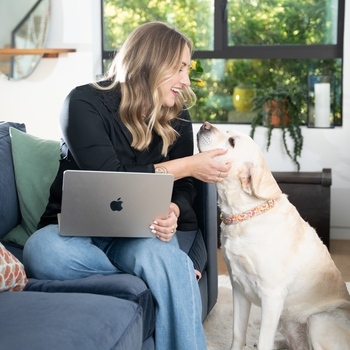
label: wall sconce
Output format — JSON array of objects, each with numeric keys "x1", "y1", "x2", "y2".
[{"x1": 307, "y1": 75, "x2": 335, "y2": 128}]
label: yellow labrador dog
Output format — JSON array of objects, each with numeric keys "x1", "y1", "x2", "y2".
[{"x1": 197, "y1": 122, "x2": 350, "y2": 350}]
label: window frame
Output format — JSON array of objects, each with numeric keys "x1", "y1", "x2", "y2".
[
  {"x1": 100, "y1": 0, "x2": 345, "y2": 124},
  {"x1": 198, "y1": 0, "x2": 345, "y2": 60},
  {"x1": 102, "y1": 0, "x2": 345, "y2": 60}
]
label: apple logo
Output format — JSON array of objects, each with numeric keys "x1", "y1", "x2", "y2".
[{"x1": 110, "y1": 197, "x2": 123, "y2": 211}]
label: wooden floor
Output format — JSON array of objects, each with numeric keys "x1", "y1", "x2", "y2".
[{"x1": 218, "y1": 239, "x2": 350, "y2": 282}]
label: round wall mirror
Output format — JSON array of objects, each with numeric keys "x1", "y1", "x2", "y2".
[{"x1": 0, "y1": 0, "x2": 50, "y2": 80}]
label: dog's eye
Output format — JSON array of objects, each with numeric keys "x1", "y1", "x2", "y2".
[{"x1": 229, "y1": 137, "x2": 235, "y2": 148}]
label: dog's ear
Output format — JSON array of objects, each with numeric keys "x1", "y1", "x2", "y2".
[
  {"x1": 251, "y1": 161, "x2": 282, "y2": 200},
  {"x1": 241, "y1": 160, "x2": 282, "y2": 200},
  {"x1": 239, "y1": 163, "x2": 254, "y2": 195}
]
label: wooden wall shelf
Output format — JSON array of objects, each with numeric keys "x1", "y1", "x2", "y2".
[{"x1": 0, "y1": 48, "x2": 76, "y2": 58}]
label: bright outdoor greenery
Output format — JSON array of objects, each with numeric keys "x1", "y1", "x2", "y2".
[
  {"x1": 227, "y1": 0, "x2": 337, "y2": 46},
  {"x1": 103, "y1": 0, "x2": 213, "y2": 51},
  {"x1": 102, "y1": 0, "x2": 343, "y2": 125}
]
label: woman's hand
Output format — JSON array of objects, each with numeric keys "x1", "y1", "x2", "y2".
[
  {"x1": 154, "y1": 148, "x2": 231, "y2": 184},
  {"x1": 189, "y1": 149, "x2": 231, "y2": 184},
  {"x1": 149, "y1": 205, "x2": 178, "y2": 242},
  {"x1": 195, "y1": 269, "x2": 202, "y2": 281}
]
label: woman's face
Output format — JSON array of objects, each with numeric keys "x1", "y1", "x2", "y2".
[{"x1": 160, "y1": 45, "x2": 191, "y2": 108}]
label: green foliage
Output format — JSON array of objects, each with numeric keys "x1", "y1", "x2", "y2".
[
  {"x1": 250, "y1": 87, "x2": 306, "y2": 171},
  {"x1": 189, "y1": 60, "x2": 204, "y2": 87},
  {"x1": 228, "y1": 0, "x2": 330, "y2": 46},
  {"x1": 103, "y1": 0, "x2": 212, "y2": 50}
]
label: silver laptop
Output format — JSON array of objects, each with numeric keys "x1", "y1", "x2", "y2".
[{"x1": 59, "y1": 170, "x2": 174, "y2": 237}]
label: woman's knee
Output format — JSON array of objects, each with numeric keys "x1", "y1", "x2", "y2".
[
  {"x1": 108, "y1": 237, "x2": 191, "y2": 275},
  {"x1": 24, "y1": 226, "x2": 63, "y2": 279},
  {"x1": 24, "y1": 225, "x2": 67, "y2": 260},
  {"x1": 23, "y1": 225, "x2": 118, "y2": 280},
  {"x1": 24, "y1": 225, "x2": 80, "y2": 279}
]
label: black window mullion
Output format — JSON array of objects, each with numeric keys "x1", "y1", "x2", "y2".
[
  {"x1": 214, "y1": 0, "x2": 227, "y2": 51},
  {"x1": 337, "y1": 0, "x2": 345, "y2": 51},
  {"x1": 102, "y1": 51, "x2": 117, "y2": 60},
  {"x1": 194, "y1": 44, "x2": 342, "y2": 60}
]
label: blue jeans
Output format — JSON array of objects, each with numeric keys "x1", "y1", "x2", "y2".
[{"x1": 23, "y1": 225, "x2": 207, "y2": 350}]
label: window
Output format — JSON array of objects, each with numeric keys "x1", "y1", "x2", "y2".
[{"x1": 101, "y1": 0, "x2": 345, "y2": 125}]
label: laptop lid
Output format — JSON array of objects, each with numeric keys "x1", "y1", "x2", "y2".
[{"x1": 59, "y1": 170, "x2": 174, "y2": 237}]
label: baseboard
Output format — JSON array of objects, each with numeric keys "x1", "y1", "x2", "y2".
[{"x1": 330, "y1": 227, "x2": 350, "y2": 240}]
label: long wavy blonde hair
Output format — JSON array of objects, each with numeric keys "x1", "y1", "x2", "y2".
[{"x1": 96, "y1": 21, "x2": 197, "y2": 156}]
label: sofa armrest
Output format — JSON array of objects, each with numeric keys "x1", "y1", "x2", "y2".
[
  {"x1": 1, "y1": 291, "x2": 143, "y2": 350},
  {"x1": 193, "y1": 179, "x2": 218, "y2": 316},
  {"x1": 25, "y1": 273, "x2": 155, "y2": 340}
]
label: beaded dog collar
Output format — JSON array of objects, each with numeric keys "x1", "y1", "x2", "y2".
[{"x1": 220, "y1": 199, "x2": 276, "y2": 225}]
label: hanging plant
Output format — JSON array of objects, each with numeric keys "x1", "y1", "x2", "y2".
[{"x1": 250, "y1": 87, "x2": 305, "y2": 171}]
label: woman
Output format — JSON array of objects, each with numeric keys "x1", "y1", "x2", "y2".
[{"x1": 23, "y1": 22, "x2": 230, "y2": 349}]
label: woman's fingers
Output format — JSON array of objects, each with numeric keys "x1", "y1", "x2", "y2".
[
  {"x1": 191, "y1": 150, "x2": 231, "y2": 183},
  {"x1": 149, "y1": 211, "x2": 177, "y2": 242}
]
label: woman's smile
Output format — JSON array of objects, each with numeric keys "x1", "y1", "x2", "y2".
[{"x1": 161, "y1": 45, "x2": 191, "y2": 107}]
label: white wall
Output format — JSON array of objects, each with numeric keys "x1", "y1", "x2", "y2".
[
  {"x1": 0, "y1": 0, "x2": 349, "y2": 240},
  {"x1": 0, "y1": 0, "x2": 102, "y2": 139}
]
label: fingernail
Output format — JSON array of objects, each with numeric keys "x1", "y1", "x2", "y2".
[{"x1": 153, "y1": 220, "x2": 158, "y2": 225}]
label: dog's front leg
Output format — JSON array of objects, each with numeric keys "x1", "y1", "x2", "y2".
[
  {"x1": 258, "y1": 297, "x2": 284, "y2": 350},
  {"x1": 231, "y1": 285, "x2": 251, "y2": 350}
]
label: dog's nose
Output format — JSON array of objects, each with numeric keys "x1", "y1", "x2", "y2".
[{"x1": 202, "y1": 122, "x2": 212, "y2": 131}]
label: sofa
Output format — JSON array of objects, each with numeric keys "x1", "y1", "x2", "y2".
[{"x1": 0, "y1": 121, "x2": 218, "y2": 350}]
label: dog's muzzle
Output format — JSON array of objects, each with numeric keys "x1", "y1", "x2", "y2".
[{"x1": 197, "y1": 122, "x2": 214, "y2": 152}]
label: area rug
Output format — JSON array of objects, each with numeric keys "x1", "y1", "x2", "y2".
[{"x1": 203, "y1": 275, "x2": 350, "y2": 350}]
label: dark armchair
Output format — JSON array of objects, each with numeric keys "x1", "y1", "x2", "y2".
[{"x1": 193, "y1": 179, "x2": 219, "y2": 320}]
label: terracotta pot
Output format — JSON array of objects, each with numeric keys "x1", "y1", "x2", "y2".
[{"x1": 263, "y1": 99, "x2": 290, "y2": 126}]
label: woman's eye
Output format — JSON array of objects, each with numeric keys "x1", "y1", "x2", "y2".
[{"x1": 187, "y1": 66, "x2": 193, "y2": 74}]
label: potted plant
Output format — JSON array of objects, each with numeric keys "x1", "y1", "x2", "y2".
[{"x1": 250, "y1": 86, "x2": 306, "y2": 171}]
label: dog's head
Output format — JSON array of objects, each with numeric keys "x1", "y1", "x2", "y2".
[{"x1": 197, "y1": 122, "x2": 281, "y2": 200}]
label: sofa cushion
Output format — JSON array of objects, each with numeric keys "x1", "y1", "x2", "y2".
[
  {"x1": 25, "y1": 273, "x2": 156, "y2": 341},
  {"x1": 0, "y1": 122, "x2": 26, "y2": 239},
  {"x1": 0, "y1": 291, "x2": 143, "y2": 350},
  {"x1": 3, "y1": 128, "x2": 60, "y2": 246},
  {"x1": 0, "y1": 242, "x2": 27, "y2": 292}
]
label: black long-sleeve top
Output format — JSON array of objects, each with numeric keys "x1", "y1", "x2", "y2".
[{"x1": 38, "y1": 83, "x2": 198, "y2": 231}]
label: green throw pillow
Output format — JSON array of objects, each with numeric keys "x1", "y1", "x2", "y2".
[
  {"x1": 3, "y1": 224, "x2": 30, "y2": 248},
  {"x1": 6, "y1": 128, "x2": 60, "y2": 245}
]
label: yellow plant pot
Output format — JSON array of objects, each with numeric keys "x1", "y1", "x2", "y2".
[{"x1": 233, "y1": 86, "x2": 255, "y2": 112}]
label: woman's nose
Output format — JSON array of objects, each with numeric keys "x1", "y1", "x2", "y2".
[{"x1": 181, "y1": 71, "x2": 191, "y2": 87}]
